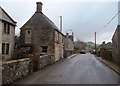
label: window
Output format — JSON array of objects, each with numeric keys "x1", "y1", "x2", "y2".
[
  {"x1": 41, "y1": 46, "x2": 48, "y2": 53},
  {"x1": 2, "y1": 43, "x2": 10, "y2": 55},
  {"x1": 6, "y1": 43, "x2": 9, "y2": 55},
  {"x1": 7, "y1": 25, "x2": 10, "y2": 34},
  {"x1": 28, "y1": 31, "x2": 31, "y2": 34},
  {"x1": 2, "y1": 43, "x2": 5, "y2": 55},
  {"x1": 3, "y1": 22, "x2": 10, "y2": 34},
  {"x1": 25, "y1": 30, "x2": 31, "y2": 44},
  {"x1": 3, "y1": 23, "x2": 6, "y2": 33}
]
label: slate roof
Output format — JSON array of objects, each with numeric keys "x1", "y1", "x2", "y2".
[
  {"x1": 21, "y1": 10, "x2": 58, "y2": 30},
  {"x1": 0, "y1": 7, "x2": 16, "y2": 25}
]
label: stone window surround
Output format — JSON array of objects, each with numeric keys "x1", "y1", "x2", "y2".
[{"x1": 25, "y1": 29, "x2": 32, "y2": 44}]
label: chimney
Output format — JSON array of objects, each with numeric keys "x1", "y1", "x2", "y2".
[{"x1": 36, "y1": 2, "x2": 43, "y2": 13}]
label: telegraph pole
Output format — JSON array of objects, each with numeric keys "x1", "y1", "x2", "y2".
[
  {"x1": 95, "y1": 32, "x2": 97, "y2": 54},
  {"x1": 60, "y1": 16, "x2": 62, "y2": 32}
]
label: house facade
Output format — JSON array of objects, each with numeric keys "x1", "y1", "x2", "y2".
[
  {"x1": 112, "y1": 25, "x2": 120, "y2": 64},
  {"x1": 64, "y1": 32, "x2": 74, "y2": 57},
  {"x1": 20, "y1": 2, "x2": 64, "y2": 62},
  {"x1": 0, "y1": 7, "x2": 16, "y2": 61}
]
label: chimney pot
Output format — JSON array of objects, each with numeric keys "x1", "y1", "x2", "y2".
[{"x1": 36, "y1": 2, "x2": 43, "y2": 13}]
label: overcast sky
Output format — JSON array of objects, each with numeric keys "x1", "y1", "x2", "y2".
[{"x1": 1, "y1": 0, "x2": 119, "y2": 44}]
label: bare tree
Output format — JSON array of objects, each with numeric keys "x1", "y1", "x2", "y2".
[{"x1": 74, "y1": 38, "x2": 87, "y2": 53}]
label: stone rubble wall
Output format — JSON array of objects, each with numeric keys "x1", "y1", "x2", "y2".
[
  {"x1": 2, "y1": 55, "x2": 55, "y2": 84},
  {"x1": 39, "y1": 55, "x2": 54, "y2": 69},
  {"x1": 2, "y1": 58, "x2": 30, "y2": 84}
]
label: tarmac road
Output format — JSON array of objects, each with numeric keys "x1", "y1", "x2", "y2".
[{"x1": 13, "y1": 53, "x2": 119, "y2": 84}]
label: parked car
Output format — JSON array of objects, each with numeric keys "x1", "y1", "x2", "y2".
[{"x1": 80, "y1": 50, "x2": 86, "y2": 54}]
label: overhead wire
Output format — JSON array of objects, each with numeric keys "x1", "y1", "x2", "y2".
[{"x1": 96, "y1": 10, "x2": 120, "y2": 33}]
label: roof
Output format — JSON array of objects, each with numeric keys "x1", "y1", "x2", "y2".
[
  {"x1": 20, "y1": 10, "x2": 65, "y2": 36},
  {"x1": 20, "y1": 2, "x2": 66, "y2": 37},
  {"x1": 0, "y1": 7, "x2": 16, "y2": 26},
  {"x1": 21, "y1": 12, "x2": 58, "y2": 30},
  {"x1": 112, "y1": 25, "x2": 120, "y2": 40}
]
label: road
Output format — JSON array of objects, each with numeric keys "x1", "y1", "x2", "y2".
[{"x1": 13, "y1": 53, "x2": 119, "y2": 84}]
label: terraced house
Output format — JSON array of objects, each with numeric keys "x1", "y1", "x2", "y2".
[
  {"x1": 0, "y1": 7, "x2": 16, "y2": 61},
  {"x1": 20, "y1": 2, "x2": 65, "y2": 62}
]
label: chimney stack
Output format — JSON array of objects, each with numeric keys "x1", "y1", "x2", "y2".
[{"x1": 36, "y1": 2, "x2": 43, "y2": 13}]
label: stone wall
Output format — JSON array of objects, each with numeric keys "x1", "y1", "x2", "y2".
[
  {"x1": 39, "y1": 55, "x2": 54, "y2": 69},
  {"x1": 2, "y1": 55, "x2": 55, "y2": 84},
  {"x1": 2, "y1": 58, "x2": 31, "y2": 84},
  {"x1": 112, "y1": 25, "x2": 120, "y2": 64},
  {"x1": 101, "y1": 49, "x2": 112, "y2": 61}
]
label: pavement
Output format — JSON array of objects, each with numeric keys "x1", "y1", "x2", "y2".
[
  {"x1": 67, "y1": 54, "x2": 77, "y2": 59},
  {"x1": 12, "y1": 53, "x2": 119, "y2": 84},
  {"x1": 95, "y1": 56, "x2": 120, "y2": 75}
]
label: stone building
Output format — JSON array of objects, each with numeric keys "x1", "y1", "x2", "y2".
[
  {"x1": 112, "y1": 2, "x2": 120, "y2": 64},
  {"x1": 0, "y1": 7, "x2": 16, "y2": 61},
  {"x1": 20, "y1": 2, "x2": 64, "y2": 62},
  {"x1": 64, "y1": 32, "x2": 74, "y2": 57},
  {"x1": 99, "y1": 41, "x2": 112, "y2": 61},
  {"x1": 112, "y1": 25, "x2": 120, "y2": 64}
]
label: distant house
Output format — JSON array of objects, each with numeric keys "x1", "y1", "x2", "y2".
[
  {"x1": 64, "y1": 32, "x2": 74, "y2": 57},
  {"x1": 112, "y1": 25, "x2": 120, "y2": 64},
  {"x1": 0, "y1": 7, "x2": 16, "y2": 61},
  {"x1": 20, "y1": 2, "x2": 65, "y2": 62}
]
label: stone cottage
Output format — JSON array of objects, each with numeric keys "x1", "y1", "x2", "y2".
[
  {"x1": 20, "y1": 2, "x2": 64, "y2": 62},
  {"x1": 0, "y1": 7, "x2": 16, "y2": 61},
  {"x1": 112, "y1": 25, "x2": 120, "y2": 64}
]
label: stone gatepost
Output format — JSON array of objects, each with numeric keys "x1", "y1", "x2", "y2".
[{"x1": 32, "y1": 53, "x2": 40, "y2": 71}]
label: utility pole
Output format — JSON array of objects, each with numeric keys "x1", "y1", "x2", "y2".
[
  {"x1": 60, "y1": 16, "x2": 62, "y2": 32},
  {"x1": 95, "y1": 32, "x2": 97, "y2": 54}
]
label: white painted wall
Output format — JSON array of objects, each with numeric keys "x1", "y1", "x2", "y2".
[
  {"x1": 54, "y1": 31, "x2": 60, "y2": 61},
  {"x1": 2, "y1": 25, "x2": 15, "y2": 60},
  {"x1": 54, "y1": 31, "x2": 64, "y2": 61}
]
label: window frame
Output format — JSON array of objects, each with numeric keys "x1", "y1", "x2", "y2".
[
  {"x1": 3, "y1": 22, "x2": 10, "y2": 34},
  {"x1": 2, "y1": 43, "x2": 10, "y2": 55},
  {"x1": 41, "y1": 46, "x2": 48, "y2": 53},
  {"x1": 2, "y1": 43, "x2": 5, "y2": 55}
]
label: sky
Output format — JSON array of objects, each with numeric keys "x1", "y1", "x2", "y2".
[{"x1": 1, "y1": 0, "x2": 119, "y2": 44}]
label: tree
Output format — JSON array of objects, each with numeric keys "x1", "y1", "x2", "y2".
[{"x1": 74, "y1": 38, "x2": 87, "y2": 53}]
